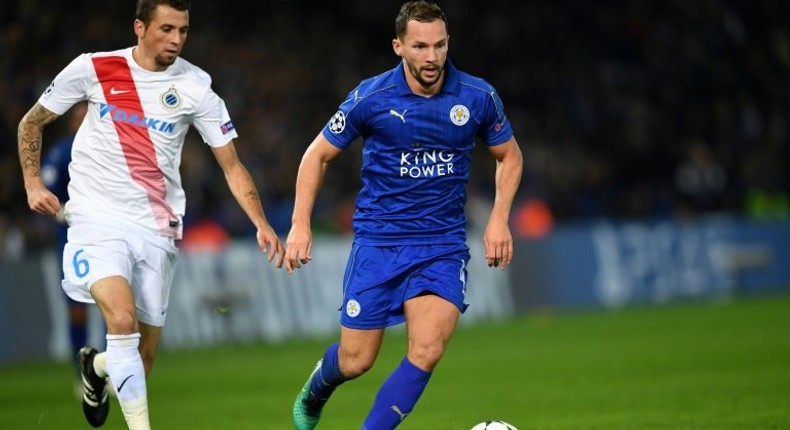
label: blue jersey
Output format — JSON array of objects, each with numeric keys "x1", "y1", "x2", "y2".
[
  {"x1": 42, "y1": 135, "x2": 73, "y2": 202},
  {"x1": 322, "y1": 60, "x2": 514, "y2": 246},
  {"x1": 41, "y1": 133, "x2": 74, "y2": 248}
]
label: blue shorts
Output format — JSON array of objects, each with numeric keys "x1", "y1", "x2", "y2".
[{"x1": 339, "y1": 242, "x2": 470, "y2": 329}]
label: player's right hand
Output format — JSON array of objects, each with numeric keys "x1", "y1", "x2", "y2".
[
  {"x1": 284, "y1": 226, "x2": 313, "y2": 274},
  {"x1": 26, "y1": 185, "x2": 61, "y2": 218}
]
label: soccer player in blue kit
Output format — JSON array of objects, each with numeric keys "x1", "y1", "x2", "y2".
[{"x1": 285, "y1": 1, "x2": 523, "y2": 429}]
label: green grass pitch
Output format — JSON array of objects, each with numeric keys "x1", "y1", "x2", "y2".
[{"x1": 1, "y1": 292, "x2": 788, "y2": 429}]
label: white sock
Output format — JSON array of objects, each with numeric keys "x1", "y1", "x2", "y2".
[
  {"x1": 105, "y1": 333, "x2": 150, "y2": 430},
  {"x1": 93, "y1": 351, "x2": 108, "y2": 378}
]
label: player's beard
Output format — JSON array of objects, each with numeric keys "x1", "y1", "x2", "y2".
[
  {"x1": 155, "y1": 53, "x2": 178, "y2": 69},
  {"x1": 408, "y1": 62, "x2": 444, "y2": 91}
]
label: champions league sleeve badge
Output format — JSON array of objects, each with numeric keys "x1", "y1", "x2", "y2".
[
  {"x1": 329, "y1": 110, "x2": 346, "y2": 134},
  {"x1": 450, "y1": 104, "x2": 470, "y2": 126},
  {"x1": 220, "y1": 120, "x2": 235, "y2": 134}
]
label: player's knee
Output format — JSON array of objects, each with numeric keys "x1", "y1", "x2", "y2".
[
  {"x1": 408, "y1": 343, "x2": 445, "y2": 371},
  {"x1": 104, "y1": 311, "x2": 137, "y2": 335},
  {"x1": 339, "y1": 353, "x2": 376, "y2": 378},
  {"x1": 341, "y1": 361, "x2": 372, "y2": 379}
]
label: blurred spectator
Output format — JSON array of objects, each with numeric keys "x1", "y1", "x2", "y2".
[
  {"x1": 180, "y1": 218, "x2": 231, "y2": 253},
  {"x1": 513, "y1": 198, "x2": 554, "y2": 239},
  {"x1": 674, "y1": 140, "x2": 728, "y2": 214},
  {"x1": 742, "y1": 151, "x2": 790, "y2": 220}
]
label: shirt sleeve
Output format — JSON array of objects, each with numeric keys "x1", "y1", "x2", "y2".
[
  {"x1": 321, "y1": 85, "x2": 365, "y2": 150},
  {"x1": 38, "y1": 54, "x2": 91, "y2": 115},
  {"x1": 192, "y1": 88, "x2": 238, "y2": 147},
  {"x1": 479, "y1": 85, "x2": 514, "y2": 146}
]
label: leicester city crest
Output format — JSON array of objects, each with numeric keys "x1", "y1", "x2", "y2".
[
  {"x1": 160, "y1": 86, "x2": 182, "y2": 110},
  {"x1": 346, "y1": 299, "x2": 360, "y2": 317},
  {"x1": 450, "y1": 104, "x2": 470, "y2": 126}
]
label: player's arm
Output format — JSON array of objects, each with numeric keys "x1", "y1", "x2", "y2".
[
  {"x1": 18, "y1": 102, "x2": 63, "y2": 217},
  {"x1": 211, "y1": 141, "x2": 284, "y2": 268},
  {"x1": 484, "y1": 137, "x2": 523, "y2": 269},
  {"x1": 285, "y1": 133, "x2": 343, "y2": 274}
]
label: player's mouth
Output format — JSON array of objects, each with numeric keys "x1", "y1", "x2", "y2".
[{"x1": 422, "y1": 67, "x2": 439, "y2": 78}]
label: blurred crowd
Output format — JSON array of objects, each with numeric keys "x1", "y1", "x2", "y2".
[{"x1": 1, "y1": 0, "x2": 788, "y2": 261}]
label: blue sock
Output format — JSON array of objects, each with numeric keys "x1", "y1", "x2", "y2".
[
  {"x1": 70, "y1": 323, "x2": 87, "y2": 353},
  {"x1": 68, "y1": 304, "x2": 87, "y2": 377},
  {"x1": 361, "y1": 357, "x2": 432, "y2": 430},
  {"x1": 309, "y1": 343, "x2": 345, "y2": 401}
]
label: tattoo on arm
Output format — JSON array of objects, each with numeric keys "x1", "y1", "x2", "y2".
[
  {"x1": 245, "y1": 190, "x2": 261, "y2": 202},
  {"x1": 18, "y1": 104, "x2": 59, "y2": 177}
]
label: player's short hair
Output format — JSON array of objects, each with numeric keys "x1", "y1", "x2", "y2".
[
  {"x1": 395, "y1": 1, "x2": 448, "y2": 39},
  {"x1": 136, "y1": 0, "x2": 191, "y2": 26}
]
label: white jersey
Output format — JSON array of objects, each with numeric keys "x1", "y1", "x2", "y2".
[{"x1": 38, "y1": 47, "x2": 238, "y2": 239}]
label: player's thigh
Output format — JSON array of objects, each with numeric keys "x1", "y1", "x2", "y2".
[
  {"x1": 61, "y1": 231, "x2": 133, "y2": 304},
  {"x1": 338, "y1": 326, "x2": 385, "y2": 376},
  {"x1": 91, "y1": 275, "x2": 137, "y2": 333},
  {"x1": 404, "y1": 294, "x2": 460, "y2": 367}
]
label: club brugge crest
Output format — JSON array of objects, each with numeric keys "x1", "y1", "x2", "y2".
[{"x1": 160, "y1": 86, "x2": 182, "y2": 110}]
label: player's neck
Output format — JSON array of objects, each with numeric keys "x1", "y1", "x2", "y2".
[
  {"x1": 132, "y1": 47, "x2": 167, "y2": 72},
  {"x1": 409, "y1": 78, "x2": 443, "y2": 97}
]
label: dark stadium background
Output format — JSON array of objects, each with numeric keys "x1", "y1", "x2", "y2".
[{"x1": 1, "y1": 0, "x2": 788, "y2": 257}]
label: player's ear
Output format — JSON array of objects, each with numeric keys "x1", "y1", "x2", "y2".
[
  {"x1": 392, "y1": 38, "x2": 402, "y2": 57},
  {"x1": 133, "y1": 19, "x2": 145, "y2": 39}
]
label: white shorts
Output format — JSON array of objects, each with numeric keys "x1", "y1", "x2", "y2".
[{"x1": 61, "y1": 216, "x2": 179, "y2": 327}]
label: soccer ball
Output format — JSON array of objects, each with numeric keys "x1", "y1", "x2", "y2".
[{"x1": 470, "y1": 421, "x2": 519, "y2": 430}]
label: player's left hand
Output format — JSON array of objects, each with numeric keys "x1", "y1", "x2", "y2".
[
  {"x1": 256, "y1": 225, "x2": 285, "y2": 268},
  {"x1": 483, "y1": 216, "x2": 513, "y2": 270}
]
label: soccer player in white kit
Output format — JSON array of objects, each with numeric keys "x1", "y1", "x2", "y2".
[{"x1": 17, "y1": 1, "x2": 285, "y2": 428}]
